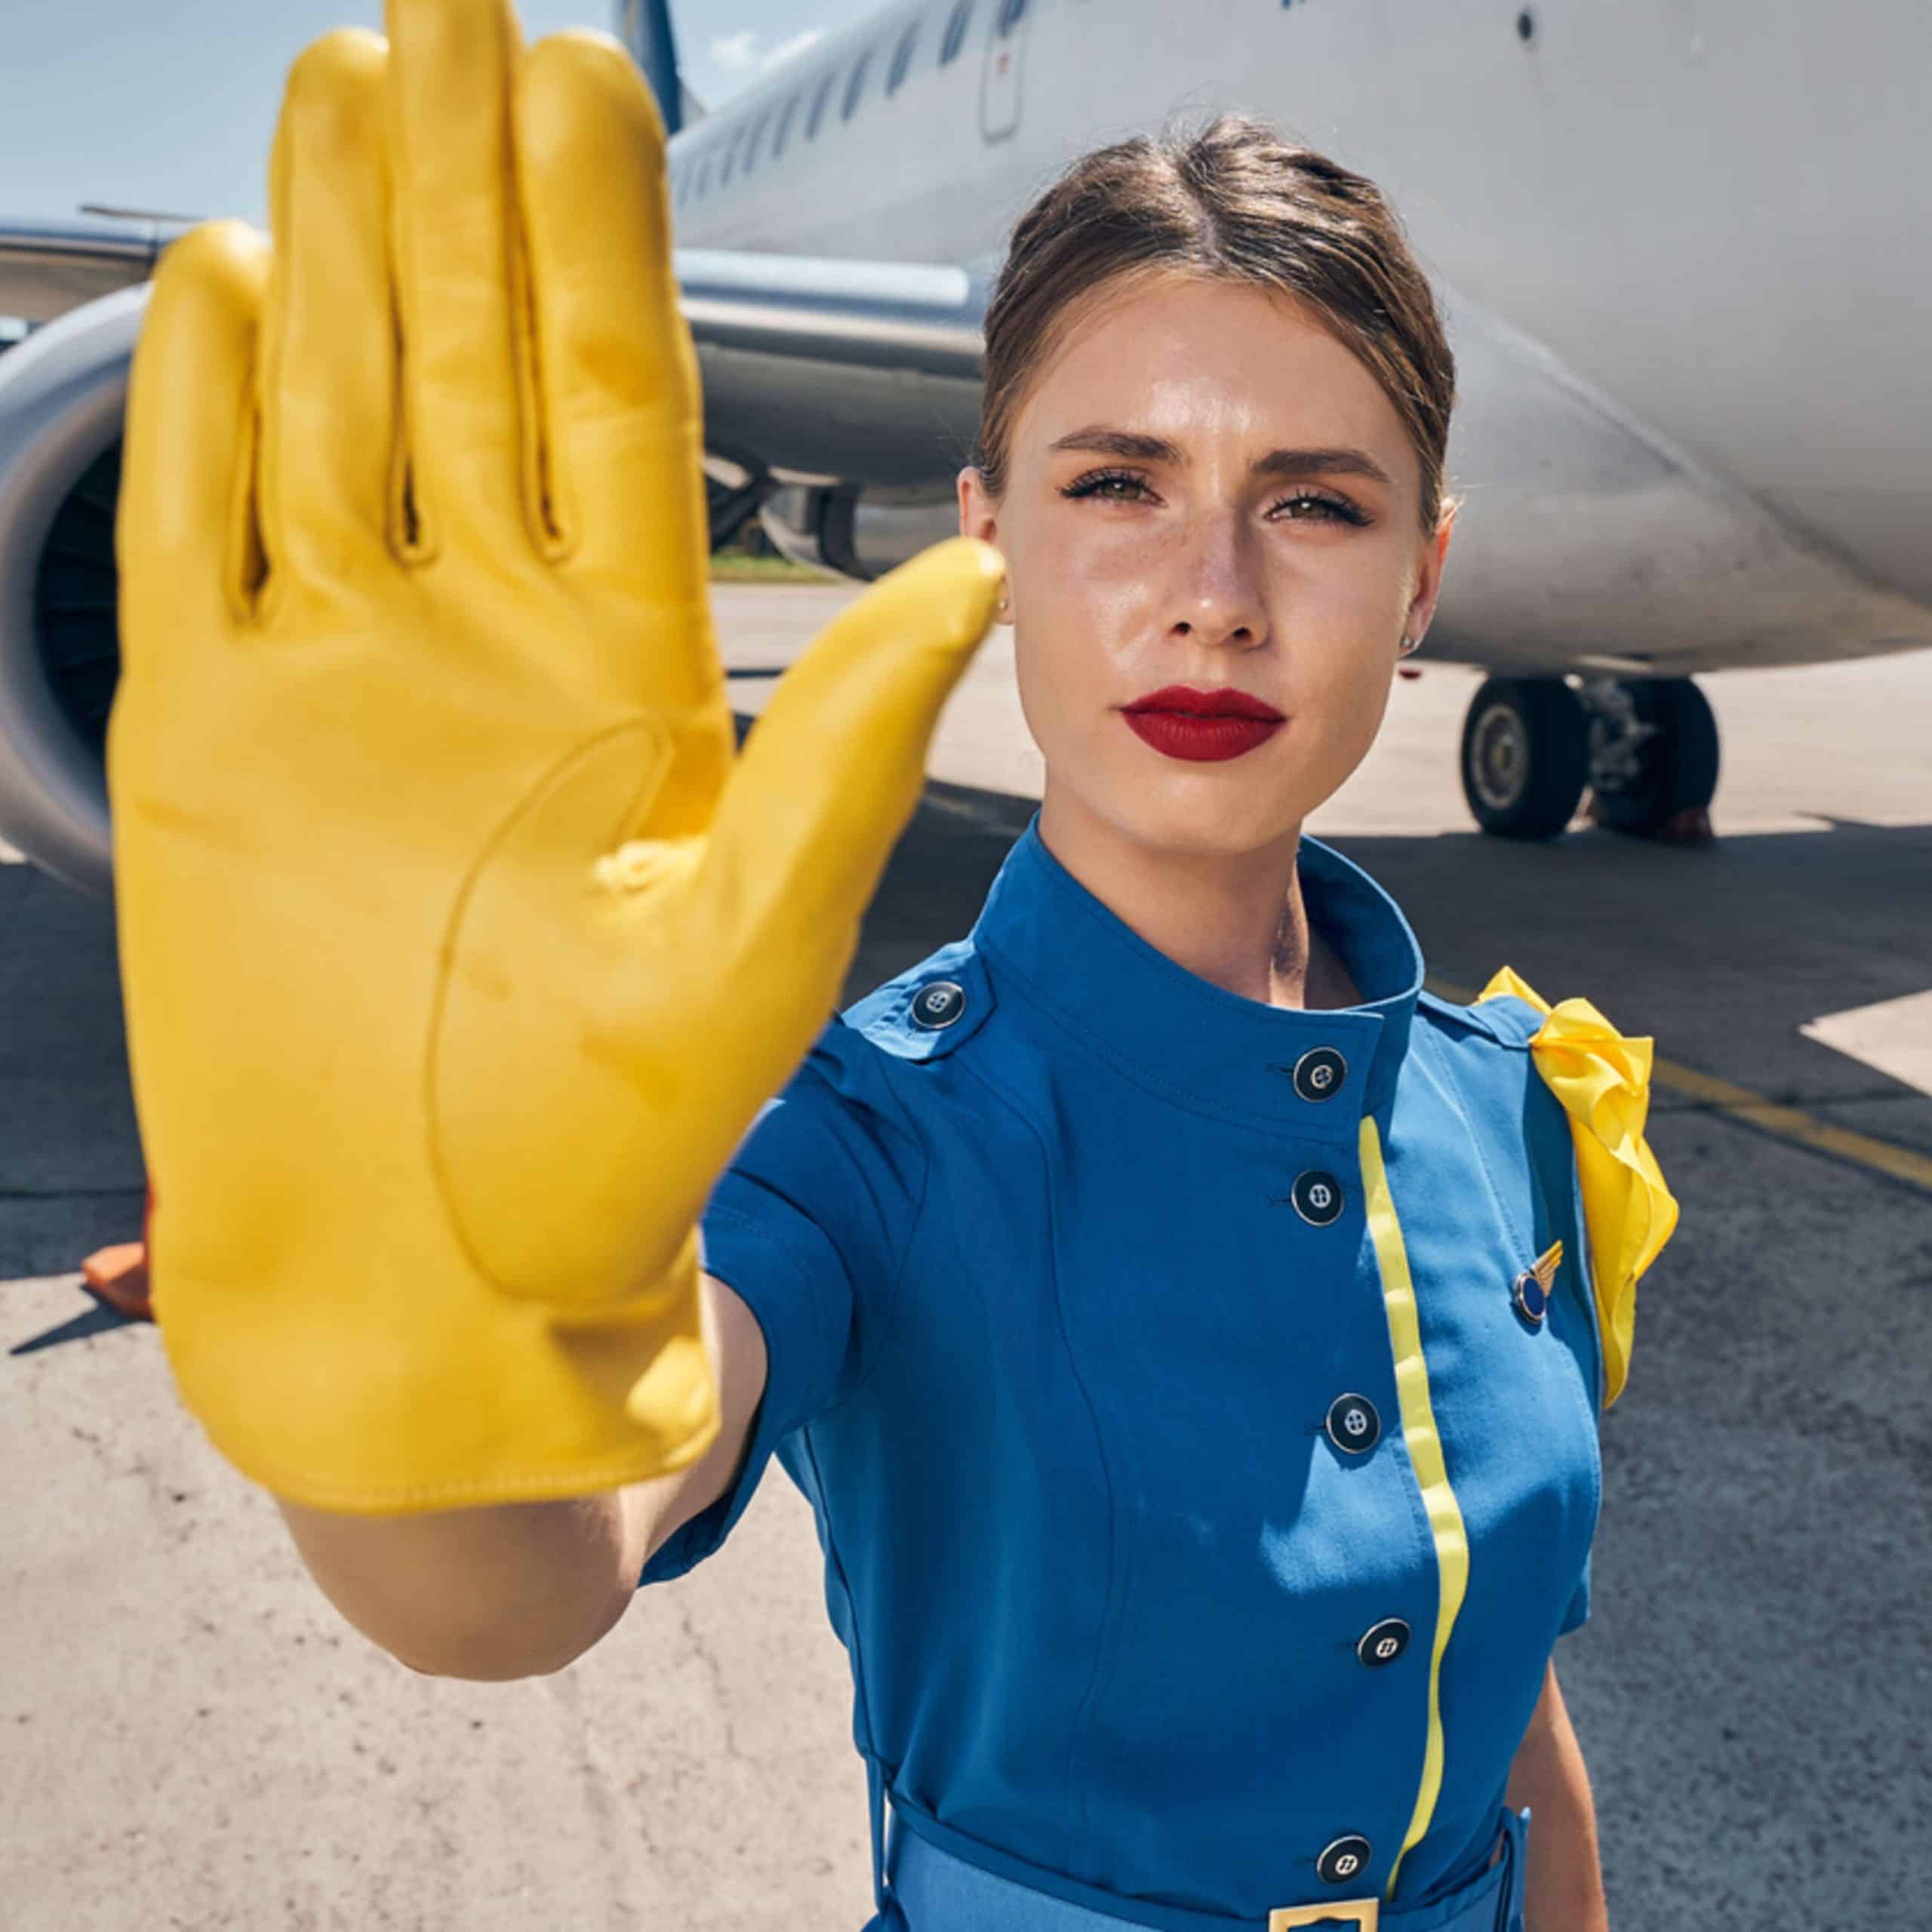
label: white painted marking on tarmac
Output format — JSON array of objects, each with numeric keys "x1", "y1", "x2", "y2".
[{"x1": 1800, "y1": 990, "x2": 1932, "y2": 1097}]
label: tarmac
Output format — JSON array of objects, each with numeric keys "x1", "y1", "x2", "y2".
[{"x1": 5, "y1": 580, "x2": 1929, "y2": 1928}]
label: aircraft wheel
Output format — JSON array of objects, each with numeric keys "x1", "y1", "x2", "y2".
[
  {"x1": 1458, "y1": 676, "x2": 1590, "y2": 840},
  {"x1": 1584, "y1": 677, "x2": 1720, "y2": 837}
]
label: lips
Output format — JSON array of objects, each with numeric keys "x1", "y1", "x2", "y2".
[
  {"x1": 1122, "y1": 685, "x2": 1284, "y2": 721},
  {"x1": 1119, "y1": 684, "x2": 1287, "y2": 762}
]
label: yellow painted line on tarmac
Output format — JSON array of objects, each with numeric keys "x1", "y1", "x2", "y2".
[{"x1": 1426, "y1": 976, "x2": 1932, "y2": 1195}]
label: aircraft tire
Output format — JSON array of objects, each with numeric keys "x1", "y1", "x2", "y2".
[
  {"x1": 1458, "y1": 675, "x2": 1590, "y2": 841},
  {"x1": 1587, "y1": 676, "x2": 1721, "y2": 837}
]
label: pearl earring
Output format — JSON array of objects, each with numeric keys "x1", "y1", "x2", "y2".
[{"x1": 1399, "y1": 632, "x2": 1421, "y2": 656}]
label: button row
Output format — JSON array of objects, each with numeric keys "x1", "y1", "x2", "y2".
[
  {"x1": 1274, "y1": 1051, "x2": 1379, "y2": 1903},
  {"x1": 1326, "y1": 1385, "x2": 1407, "y2": 1895}
]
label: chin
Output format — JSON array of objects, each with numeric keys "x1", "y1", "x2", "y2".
[{"x1": 1094, "y1": 766, "x2": 1312, "y2": 859}]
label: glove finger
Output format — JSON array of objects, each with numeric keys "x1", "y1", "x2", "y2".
[
  {"x1": 383, "y1": 0, "x2": 529, "y2": 562},
  {"x1": 700, "y1": 537, "x2": 1005, "y2": 951},
  {"x1": 260, "y1": 29, "x2": 398, "y2": 601},
  {"x1": 515, "y1": 32, "x2": 715, "y2": 669},
  {"x1": 115, "y1": 218, "x2": 270, "y2": 656}
]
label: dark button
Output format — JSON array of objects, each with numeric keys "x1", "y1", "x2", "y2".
[
  {"x1": 1315, "y1": 1834, "x2": 1374, "y2": 1887},
  {"x1": 1325, "y1": 1393, "x2": 1380, "y2": 1455},
  {"x1": 1357, "y1": 1617, "x2": 1411, "y2": 1667},
  {"x1": 1291, "y1": 1170, "x2": 1344, "y2": 1226},
  {"x1": 1511, "y1": 1269, "x2": 1549, "y2": 1327},
  {"x1": 1291, "y1": 1047, "x2": 1347, "y2": 1103},
  {"x1": 909, "y1": 980, "x2": 966, "y2": 1029}
]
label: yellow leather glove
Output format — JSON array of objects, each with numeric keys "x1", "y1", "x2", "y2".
[{"x1": 108, "y1": 0, "x2": 1004, "y2": 1516}]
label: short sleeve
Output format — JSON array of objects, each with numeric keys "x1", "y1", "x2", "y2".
[
  {"x1": 1558, "y1": 1552, "x2": 1591, "y2": 1635},
  {"x1": 636, "y1": 1017, "x2": 928, "y2": 1586}
]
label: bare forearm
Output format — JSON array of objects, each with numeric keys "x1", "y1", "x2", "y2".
[
  {"x1": 1506, "y1": 1662, "x2": 1610, "y2": 1932},
  {"x1": 268, "y1": 1273, "x2": 758, "y2": 1679},
  {"x1": 272, "y1": 1487, "x2": 646, "y2": 1680}
]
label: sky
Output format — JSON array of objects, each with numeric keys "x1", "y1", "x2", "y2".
[{"x1": 0, "y1": 1, "x2": 874, "y2": 229}]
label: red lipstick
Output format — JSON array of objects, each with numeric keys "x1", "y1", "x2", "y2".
[{"x1": 1119, "y1": 685, "x2": 1285, "y2": 763}]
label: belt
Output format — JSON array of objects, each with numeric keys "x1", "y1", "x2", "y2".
[{"x1": 860, "y1": 1758, "x2": 1528, "y2": 1932}]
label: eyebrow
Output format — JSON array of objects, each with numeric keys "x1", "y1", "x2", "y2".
[{"x1": 1045, "y1": 425, "x2": 1394, "y2": 488}]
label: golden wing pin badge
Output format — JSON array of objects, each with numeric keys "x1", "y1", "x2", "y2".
[{"x1": 1512, "y1": 1238, "x2": 1564, "y2": 1327}]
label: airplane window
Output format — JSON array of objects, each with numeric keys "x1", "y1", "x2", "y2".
[
  {"x1": 696, "y1": 154, "x2": 712, "y2": 197},
  {"x1": 745, "y1": 110, "x2": 769, "y2": 172},
  {"x1": 998, "y1": 0, "x2": 1028, "y2": 35},
  {"x1": 772, "y1": 91, "x2": 800, "y2": 157},
  {"x1": 940, "y1": 0, "x2": 973, "y2": 65},
  {"x1": 806, "y1": 70, "x2": 836, "y2": 140},
  {"x1": 721, "y1": 125, "x2": 743, "y2": 183},
  {"x1": 887, "y1": 23, "x2": 918, "y2": 94},
  {"x1": 842, "y1": 51, "x2": 872, "y2": 120}
]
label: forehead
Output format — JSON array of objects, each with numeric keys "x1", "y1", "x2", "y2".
[{"x1": 1016, "y1": 271, "x2": 1401, "y2": 454}]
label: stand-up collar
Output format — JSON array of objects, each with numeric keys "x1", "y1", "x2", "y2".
[{"x1": 971, "y1": 808, "x2": 1424, "y2": 1135}]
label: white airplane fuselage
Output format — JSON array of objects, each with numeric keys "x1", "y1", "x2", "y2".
[{"x1": 660, "y1": 0, "x2": 1931, "y2": 677}]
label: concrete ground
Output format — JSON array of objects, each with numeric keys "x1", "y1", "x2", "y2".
[{"x1": 5, "y1": 583, "x2": 1928, "y2": 1929}]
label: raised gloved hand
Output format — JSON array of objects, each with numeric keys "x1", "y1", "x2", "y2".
[{"x1": 109, "y1": 0, "x2": 1003, "y2": 1515}]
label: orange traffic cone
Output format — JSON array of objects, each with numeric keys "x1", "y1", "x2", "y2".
[{"x1": 78, "y1": 1183, "x2": 155, "y2": 1322}]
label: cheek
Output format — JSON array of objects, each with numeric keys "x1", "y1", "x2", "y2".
[
  {"x1": 1300, "y1": 651, "x2": 1396, "y2": 794},
  {"x1": 1013, "y1": 550, "x2": 1148, "y2": 720},
  {"x1": 1011, "y1": 622, "x2": 1076, "y2": 763}
]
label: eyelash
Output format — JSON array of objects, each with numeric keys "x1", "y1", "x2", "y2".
[{"x1": 1058, "y1": 466, "x2": 1373, "y2": 527}]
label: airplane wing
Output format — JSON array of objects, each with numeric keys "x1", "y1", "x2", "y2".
[
  {"x1": 677, "y1": 247, "x2": 985, "y2": 488},
  {"x1": 0, "y1": 215, "x2": 192, "y2": 328},
  {"x1": 1, "y1": 217, "x2": 987, "y2": 488},
  {"x1": 0, "y1": 229, "x2": 990, "y2": 895}
]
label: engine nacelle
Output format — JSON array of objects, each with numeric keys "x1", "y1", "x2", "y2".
[{"x1": 0, "y1": 283, "x2": 146, "y2": 898}]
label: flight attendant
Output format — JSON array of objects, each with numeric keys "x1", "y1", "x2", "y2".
[
  {"x1": 109, "y1": 8, "x2": 1675, "y2": 1932},
  {"x1": 636, "y1": 115, "x2": 1678, "y2": 1932}
]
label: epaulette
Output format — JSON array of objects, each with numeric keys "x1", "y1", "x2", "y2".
[
  {"x1": 841, "y1": 937, "x2": 997, "y2": 1063},
  {"x1": 1416, "y1": 984, "x2": 1538, "y2": 1048}
]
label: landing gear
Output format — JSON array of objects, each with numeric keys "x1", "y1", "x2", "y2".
[
  {"x1": 1457, "y1": 675, "x2": 1720, "y2": 844},
  {"x1": 1577, "y1": 676, "x2": 1720, "y2": 842},
  {"x1": 702, "y1": 441, "x2": 777, "y2": 550},
  {"x1": 1459, "y1": 677, "x2": 1590, "y2": 840}
]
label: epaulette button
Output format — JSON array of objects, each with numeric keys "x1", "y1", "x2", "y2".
[{"x1": 909, "y1": 980, "x2": 967, "y2": 1030}]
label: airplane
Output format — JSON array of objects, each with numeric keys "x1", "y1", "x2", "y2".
[{"x1": 2, "y1": 0, "x2": 1927, "y2": 901}]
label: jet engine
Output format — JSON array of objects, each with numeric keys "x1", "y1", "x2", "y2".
[
  {"x1": 0, "y1": 285, "x2": 962, "y2": 900},
  {"x1": 0, "y1": 284, "x2": 143, "y2": 899}
]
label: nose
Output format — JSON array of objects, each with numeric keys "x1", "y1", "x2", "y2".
[{"x1": 1166, "y1": 511, "x2": 1268, "y2": 651}]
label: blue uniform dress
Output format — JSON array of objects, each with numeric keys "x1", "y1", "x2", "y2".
[{"x1": 638, "y1": 808, "x2": 1675, "y2": 1932}]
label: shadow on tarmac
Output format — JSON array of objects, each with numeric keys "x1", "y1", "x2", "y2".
[{"x1": 4, "y1": 759, "x2": 1929, "y2": 1926}]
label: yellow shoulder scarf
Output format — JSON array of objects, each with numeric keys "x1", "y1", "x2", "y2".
[{"x1": 1476, "y1": 966, "x2": 1681, "y2": 1410}]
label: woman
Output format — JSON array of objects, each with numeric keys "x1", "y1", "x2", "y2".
[
  {"x1": 637, "y1": 116, "x2": 1678, "y2": 1932},
  {"x1": 111, "y1": 12, "x2": 1675, "y2": 1930}
]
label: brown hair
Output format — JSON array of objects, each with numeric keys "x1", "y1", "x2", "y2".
[{"x1": 972, "y1": 112, "x2": 1458, "y2": 537}]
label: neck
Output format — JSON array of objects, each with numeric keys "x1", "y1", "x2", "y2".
[{"x1": 1037, "y1": 783, "x2": 1361, "y2": 1012}]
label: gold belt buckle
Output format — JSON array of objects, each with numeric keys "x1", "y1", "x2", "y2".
[{"x1": 1266, "y1": 1900, "x2": 1380, "y2": 1931}]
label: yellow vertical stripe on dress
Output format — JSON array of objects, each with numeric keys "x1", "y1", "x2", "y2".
[{"x1": 1358, "y1": 1114, "x2": 1470, "y2": 1901}]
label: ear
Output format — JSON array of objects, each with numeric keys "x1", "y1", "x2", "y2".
[
  {"x1": 1403, "y1": 502, "x2": 1457, "y2": 646},
  {"x1": 957, "y1": 464, "x2": 998, "y2": 543}
]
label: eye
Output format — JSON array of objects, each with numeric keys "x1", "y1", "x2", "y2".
[
  {"x1": 1274, "y1": 490, "x2": 1371, "y2": 528},
  {"x1": 1058, "y1": 466, "x2": 1371, "y2": 527},
  {"x1": 1059, "y1": 466, "x2": 1152, "y2": 504}
]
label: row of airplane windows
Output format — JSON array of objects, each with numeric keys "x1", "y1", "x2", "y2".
[{"x1": 671, "y1": 0, "x2": 1032, "y2": 206}]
